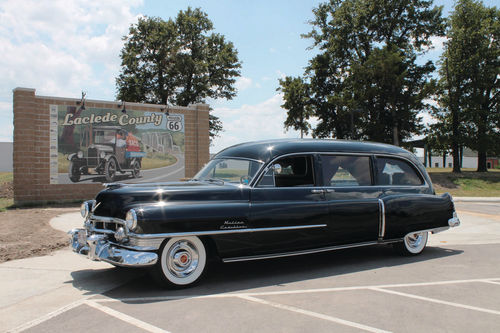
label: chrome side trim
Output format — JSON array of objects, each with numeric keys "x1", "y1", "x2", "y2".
[
  {"x1": 223, "y1": 240, "x2": 399, "y2": 263},
  {"x1": 378, "y1": 199, "x2": 386, "y2": 240},
  {"x1": 128, "y1": 224, "x2": 328, "y2": 240}
]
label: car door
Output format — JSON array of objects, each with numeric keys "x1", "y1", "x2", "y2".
[
  {"x1": 319, "y1": 154, "x2": 381, "y2": 245},
  {"x1": 248, "y1": 154, "x2": 331, "y2": 255}
]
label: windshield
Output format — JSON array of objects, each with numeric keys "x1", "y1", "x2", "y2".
[
  {"x1": 94, "y1": 130, "x2": 117, "y2": 145},
  {"x1": 194, "y1": 158, "x2": 263, "y2": 184}
]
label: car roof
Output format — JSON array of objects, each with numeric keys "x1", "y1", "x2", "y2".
[{"x1": 215, "y1": 139, "x2": 414, "y2": 164}]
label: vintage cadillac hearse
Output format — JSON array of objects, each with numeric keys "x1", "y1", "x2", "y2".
[{"x1": 69, "y1": 139, "x2": 460, "y2": 287}]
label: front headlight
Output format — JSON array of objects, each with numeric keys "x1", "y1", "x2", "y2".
[
  {"x1": 77, "y1": 151, "x2": 84, "y2": 159},
  {"x1": 125, "y1": 209, "x2": 138, "y2": 230},
  {"x1": 80, "y1": 201, "x2": 90, "y2": 218},
  {"x1": 99, "y1": 151, "x2": 106, "y2": 159}
]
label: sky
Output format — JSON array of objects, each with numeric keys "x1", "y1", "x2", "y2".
[{"x1": 0, "y1": 0, "x2": 497, "y2": 153}]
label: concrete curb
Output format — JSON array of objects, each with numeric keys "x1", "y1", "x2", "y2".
[{"x1": 453, "y1": 197, "x2": 500, "y2": 203}]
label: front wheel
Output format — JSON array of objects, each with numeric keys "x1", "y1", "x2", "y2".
[
  {"x1": 394, "y1": 231, "x2": 428, "y2": 256},
  {"x1": 151, "y1": 236, "x2": 207, "y2": 288},
  {"x1": 104, "y1": 158, "x2": 117, "y2": 182}
]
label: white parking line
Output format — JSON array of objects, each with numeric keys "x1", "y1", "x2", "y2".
[
  {"x1": 238, "y1": 295, "x2": 391, "y2": 333},
  {"x1": 93, "y1": 277, "x2": 500, "y2": 303},
  {"x1": 7, "y1": 300, "x2": 84, "y2": 333},
  {"x1": 369, "y1": 287, "x2": 500, "y2": 316},
  {"x1": 480, "y1": 280, "x2": 500, "y2": 286},
  {"x1": 85, "y1": 300, "x2": 170, "y2": 333},
  {"x1": 9, "y1": 277, "x2": 500, "y2": 332}
]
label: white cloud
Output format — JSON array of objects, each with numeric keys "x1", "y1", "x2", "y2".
[
  {"x1": 0, "y1": 0, "x2": 143, "y2": 141},
  {"x1": 429, "y1": 36, "x2": 447, "y2": 52},
  {"x1": 276, "y1": 70, "x2": 287, "y2": 79},
  {"x1": 235, "y1": 76, "x2": 253, "y2": 91},
  {"x1": 211, "y1": 94, "x2": 308, "y2": 153},
  {"x1": 0, "y1": 0, "x2": 142, "y2": 97}
]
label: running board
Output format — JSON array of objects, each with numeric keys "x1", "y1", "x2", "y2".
[{"x1": 222, "y1": 239, "x2": 400, "y2": 263}]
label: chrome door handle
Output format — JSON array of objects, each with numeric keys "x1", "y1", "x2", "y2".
[{"x1": 311, "y1": 189, "x2": 324, "y2": 194}]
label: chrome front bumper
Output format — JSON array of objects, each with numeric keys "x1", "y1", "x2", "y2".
[{"x1": 68, "y1": 228, "x2": 158, "y2": 267}]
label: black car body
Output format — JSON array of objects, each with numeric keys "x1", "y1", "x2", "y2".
[{"x1": 69, "y1": 139, "x2": 460, "y2": 287}]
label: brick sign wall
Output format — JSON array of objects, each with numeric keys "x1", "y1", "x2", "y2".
[{"x1": 13, "y1": 87, "x2": 210, "y2": 205}]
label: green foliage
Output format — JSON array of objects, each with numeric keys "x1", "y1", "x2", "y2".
[
  {"x1": 433, "y1": 0, "x2": 499, "y2": 172},
  {"x1": 280, "y1": 0, "x2": 445, "y2": 145},
  {"x1": 116, "y1": 8, "x2": 242, "y2": 139},
  {"x1": 277, "y1": 76, "x2": 313, "y2": 137}
]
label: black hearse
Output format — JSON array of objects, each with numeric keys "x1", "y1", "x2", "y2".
[{"x1": 69, "y1": 139, "x2": 460, "y2": 287}]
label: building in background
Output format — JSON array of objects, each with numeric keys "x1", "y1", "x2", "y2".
[{"x1": 0, "y1": 142, "x2": 13, "y2": 172}]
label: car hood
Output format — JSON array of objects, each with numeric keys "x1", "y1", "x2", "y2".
[
  {"x1": 92, "y1": 181, "x2": 249, "y2": 218},
  {"x1": 89, "y1": 144, "x2": 114, "y2": 152}
]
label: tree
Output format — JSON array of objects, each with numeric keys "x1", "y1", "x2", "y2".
[
  {"x1": 116, "y1": 8, "x2": 242, "y2": 139},
  {"x1": 280, "y1": 0, "x2": 445, "y2": 145},
  {"x1": 277, "y1": 76, "x2": 313, "y2": 138},
  {"x1": 438, "y1": 0, "x2": 499, "y2": 172}
]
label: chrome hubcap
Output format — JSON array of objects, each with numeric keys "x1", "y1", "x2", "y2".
[
  {"x1": 166, "y1": 240, "x2": 199, "y2": 278},
  {"x1": 406, "y1": 233, "x2": 424, "y2": 249}
]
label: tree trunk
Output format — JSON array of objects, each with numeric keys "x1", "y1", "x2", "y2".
[
  {"x1": 392, "y1": 108, "x2": 399, "y2": 146},
  {"x1": 477, "y1": 149, "x2": 487, "y2": 172},
  {"x1": 428, "y1": 149, "x2": 432, "y2": 168},
  {"x1": 476, "y1": 112, "x2": 488, "y2": 172},
  {"x1": 442, "y1": 151, "x2": 446, "y2": 169}
]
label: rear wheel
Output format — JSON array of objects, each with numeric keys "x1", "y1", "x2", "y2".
[
  {"x1": 131, "y1": 160, "x2": 140, "y2": 178},
  {"x1": 151, "y1": 236, "x2": 207, "y2": 288},
  {"x1": 394, "y1": 231, "x2": 428, "y2": 255}
]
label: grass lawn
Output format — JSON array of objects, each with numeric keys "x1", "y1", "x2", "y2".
[
  {"x1": 429, "y1": 170, "x2": 500, "y2": 197},
  {"x1": 0, "y1": 172, "x2": 13, "y2": 183},
  {"x1": 0, "y1": 172, "x2": 13, "y2": 211}
]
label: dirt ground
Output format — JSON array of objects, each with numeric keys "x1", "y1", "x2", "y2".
[{"x1": 0, "y1": 207, "x2": 77, "y2": 263}]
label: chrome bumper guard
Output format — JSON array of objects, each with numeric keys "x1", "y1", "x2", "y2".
[
  {"x1": 448, "y1": 211, "x2": 461, "y2": 228},
  {"x1": 68, "y1": 228, "x2": 158, "y2": 267}
]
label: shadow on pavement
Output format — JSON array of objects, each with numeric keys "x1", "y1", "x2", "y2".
[{"x1": 69, "y1": 244, "x2": 462, "y2": 300}]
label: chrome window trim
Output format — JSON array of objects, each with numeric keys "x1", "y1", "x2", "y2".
[
  {"x1": 250, "y1": 151, "x2": 430, "y2": 189},
  {"x1": 128, "y1": 224, "x2": 327, "y2": 240}
]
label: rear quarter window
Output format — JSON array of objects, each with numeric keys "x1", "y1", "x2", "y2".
[{"x1": 375, "y1": 157, "x2": 424, "y2": 186}]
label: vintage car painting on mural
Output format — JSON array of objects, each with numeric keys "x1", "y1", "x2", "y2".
[{"x1": 69, "y1": 139, "x2": 460, "y2": 288}]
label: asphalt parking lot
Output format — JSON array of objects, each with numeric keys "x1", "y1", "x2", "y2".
[{"x1": 3, "y1": 202, "x2": 500, "y2": 333}]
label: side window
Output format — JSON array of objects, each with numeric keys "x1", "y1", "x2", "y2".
[
  {"x1": 257, "y1": 155, "x2": 315, "y2": 187},
  {"x1": 376, "y1": 157, "x2": 423, "y2": 186},
  {"x1": 320, "y1": 155, "x2": 371, "y2": 186}
]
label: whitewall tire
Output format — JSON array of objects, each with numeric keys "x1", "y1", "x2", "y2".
[
  {"x1": 153, "y1": 236, "x2": 207, "y2": 288},
  {"x1": 395, "y1": 231, "x2": 428, "y2": 256}
]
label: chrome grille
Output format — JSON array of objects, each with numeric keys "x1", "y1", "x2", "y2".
[
  {"x1": 87, "y1": 148, "x2": 98, "y2": 167},
  {"x1": 88, "y1": 216, "x2": 125, "y2": 234}
]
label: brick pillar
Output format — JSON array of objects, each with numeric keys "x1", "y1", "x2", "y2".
[
  {"x1": 13, "y1": 88, "x2": 37, "y2": 203},
  {"x1": 195, "y1": 104, "x2": 210, "y2": 172}
]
